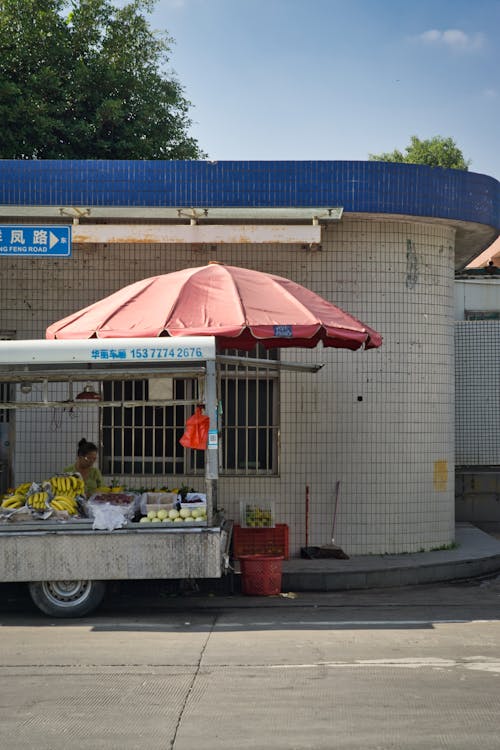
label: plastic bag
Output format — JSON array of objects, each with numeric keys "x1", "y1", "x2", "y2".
[
  {"x1": 87, "y1": 491, "x2": 139, "y2": 520},
  {"x1": 179, "y1": 407, "x2": 210, "y2": 450},
  {"x1": 91, "y1": 503, "x2": 128, "y2": 531}
]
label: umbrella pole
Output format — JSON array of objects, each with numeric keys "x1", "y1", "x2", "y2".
[{"x1": 205, "y1": 358, "x2": 218, "y2": 524}]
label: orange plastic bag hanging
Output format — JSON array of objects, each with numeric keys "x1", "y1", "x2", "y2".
[{"x1": 179, "y1": 406, "x2": 210, "y2": 450}]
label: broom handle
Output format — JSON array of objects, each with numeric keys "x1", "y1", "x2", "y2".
[
  {"x1": 305, "y1": 484, "x2": 310, "y2": 547},
  {"x1": 331, "y1": 481, "x2": 340, "y2": 543}
]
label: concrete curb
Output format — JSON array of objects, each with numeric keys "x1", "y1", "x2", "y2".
[{"x1": 279, "y1": 524, "x2": 500, "y2": 591}]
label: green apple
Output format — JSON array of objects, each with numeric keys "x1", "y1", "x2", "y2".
[
  {"x1": 151, "y1": 517, "x2": 162, "y2": 523},
  {"x1": 168, "y1": 508, "x2": 180, "y2": 520},
  {"x1": 183, "y1": 516, "x2": 195, "y2": 523},
  {"x1": 179, "y1": 508, "x2": 191, "y2": 519},
  {"x1": 147, "y1": 510, "x2": 157, "y2": 520},
  {"x1": 139, "y1": 516, "x2": 150, "y2": 523},
  {"x1": 157, "y1": 509, "x2": 168, "y2": 520},
  {"x1": 173, "y1": 516, "x2": 184, "y2": 523}
]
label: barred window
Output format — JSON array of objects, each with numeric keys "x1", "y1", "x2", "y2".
[
  {"x1": 218, "y1": 347, "x2": 279, "y2": 475},
  {"x1": 101, "y1": 346, "x2": 279, "y2": 477}
]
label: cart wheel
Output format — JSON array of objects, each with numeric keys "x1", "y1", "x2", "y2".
[{"x1": 28, "y1": 580, "x2": 106, "y2": 618}]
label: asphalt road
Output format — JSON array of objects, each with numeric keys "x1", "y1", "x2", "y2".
[{"x1": 2, "y1": 577, "x2": 500, "y2": 749}]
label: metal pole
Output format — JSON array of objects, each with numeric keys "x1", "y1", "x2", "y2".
[{"x1": 204, "y1": 358, "x2": 218, "y2": 525}]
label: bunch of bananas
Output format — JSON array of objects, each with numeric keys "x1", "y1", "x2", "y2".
[
  {"x1": 49, "y1": 496, "x2": 79, "y2": 515},
  {"x1": 1, "y1": 481, "x2": 33, "y2": 510},
  {"x1": 1, "y1": 477, "x2": 83, "y2": 516},
  {"x1": 14, "y1": 482, "x2": 32, "y2": 495},
  {"x1": 1, "y1": 493, "x2": 26, "y2": 510},
  {"x1": 49, "y1": 475, "x2": 85, "y2": 497},
  {"x1": 26, "y1": 491, "x2": 50, "y2": 510}
]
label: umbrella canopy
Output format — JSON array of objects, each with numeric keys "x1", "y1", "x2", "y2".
[{"x1": 46, "y1": 262, "x2": 382, "y2": 351}]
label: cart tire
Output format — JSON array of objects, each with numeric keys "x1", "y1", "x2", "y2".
[{"x1": 28, "y1": 580, "x2": 106, "y2": 618}]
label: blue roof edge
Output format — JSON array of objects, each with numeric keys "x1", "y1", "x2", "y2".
[{"x1": 0, "y1": 159, "x2": 498, "y2": 229}]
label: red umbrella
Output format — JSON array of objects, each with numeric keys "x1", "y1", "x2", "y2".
[{"x1": 46, "y1": 262, "x2": 382, "y2": 351}]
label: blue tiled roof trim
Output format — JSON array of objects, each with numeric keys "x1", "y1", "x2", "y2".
[{"x1": 0, "y1": 160, "x2": 498, "y2": 229}]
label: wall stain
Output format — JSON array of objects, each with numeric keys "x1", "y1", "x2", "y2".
[{"x1": 406, "y1": 239, "x2": 418, "y2": 289}]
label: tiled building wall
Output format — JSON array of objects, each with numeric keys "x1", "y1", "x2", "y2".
[{"x1": 0, "y1": 216, "x2": 456, "y2": 554}]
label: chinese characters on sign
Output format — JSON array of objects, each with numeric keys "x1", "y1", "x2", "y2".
[
  {"x1": 0, "y1": 226, "x2": 72, "y2": 257},
  {"x1": 90, "y1": 345, "x2": 206, "y2": 361}
]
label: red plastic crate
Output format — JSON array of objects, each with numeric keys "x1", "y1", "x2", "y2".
[{"x1": 232, "y1": 524, "x2": 289, "y2": 560}]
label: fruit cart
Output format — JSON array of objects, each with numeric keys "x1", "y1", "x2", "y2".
[{"x1": 0, "y1": 336, "x2": 232, "y2": 617}]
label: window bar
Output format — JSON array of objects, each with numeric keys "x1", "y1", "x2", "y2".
[
  {"x1": 258, "y1": 381, "x2": 263, "y2": 473},
  {"x1": 244, "y1": 364, "x2": 249, "y2": 473},
  {"x1": 129, "y1": 383, "x2": 135, "y2": 474},
  {"x1": 118, "y1": 382, "x2": 125, "y2": 475},
  {"x1": 139, "y1": 381, "x2": 144, "y2": 474},
  {"x1": 273, "y1": 376, "x2": 279, "y2": 474},
  {"x1": 221, "y1": 370, "x2": 228, "y2": 471},
  {"x1": 235, "y1": 363, "x2": 241, "y2": 473}
]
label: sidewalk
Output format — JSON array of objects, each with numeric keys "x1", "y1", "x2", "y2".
[{"x1": 278, "y1": 523, "x2": 500, "y2": 592}]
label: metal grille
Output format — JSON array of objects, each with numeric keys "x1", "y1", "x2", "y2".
[
  {"x1": 101, "y1": 378, "x2": 199, "y2": 476},
  {"x1": 218, "y1": 346, "x2": 279, "y2": 475},
  {"x1": 455, "y1": 321, "x2": 500, "y2": 466},
  {"x1": 100, "y1": 346, "x2": 279, "y2": 477}
]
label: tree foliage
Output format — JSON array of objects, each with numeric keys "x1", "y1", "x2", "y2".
[
  {"x1": 0, "y1": 0, "x2": 204, "y2": 159},
  {"x1": 369, "y1": 135, "x2": 470, "y2": 171}
]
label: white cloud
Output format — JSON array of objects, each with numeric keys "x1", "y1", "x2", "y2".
[
  {"x1": 418, "y1": 28, "x2": 485, "y2": 51},
  {"x1": 482, "y1": 88, "x2": 498, "y2": 99},
  {"x1": 156, "y1": 0, "x2": 187, "y2": 7}
]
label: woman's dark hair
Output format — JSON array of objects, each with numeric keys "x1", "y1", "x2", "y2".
[{"x1": 77, "y1": 438, "x2": 98, "y2": 457}]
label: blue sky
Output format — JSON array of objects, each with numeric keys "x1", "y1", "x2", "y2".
[{"x1": 145, "y1": 0, "x2": 500, "y2": 180}]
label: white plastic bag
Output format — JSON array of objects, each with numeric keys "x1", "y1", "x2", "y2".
[{"x1": 91, "y1": 503, "x2": 128, "y2": 531}]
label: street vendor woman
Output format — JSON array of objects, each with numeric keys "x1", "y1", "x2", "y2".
[{"x1": 63, "y1": 438, "x2": 103, "y2": 497}]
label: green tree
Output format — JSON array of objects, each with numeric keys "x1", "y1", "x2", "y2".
[
  {"x1": 369, "y1": 135, "x2": 470, "y2": 170},
  {"x1": 0, "y1": 0, "x2": 204, "y2": 159}
]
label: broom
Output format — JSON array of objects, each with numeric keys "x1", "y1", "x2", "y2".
[{"x1": 300, "y1": 481, "x2": 349, "y2": 559}]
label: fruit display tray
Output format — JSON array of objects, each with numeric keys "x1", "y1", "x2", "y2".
[{"x1": 239, "y1": 499, "x2": 275, "y2": 528}]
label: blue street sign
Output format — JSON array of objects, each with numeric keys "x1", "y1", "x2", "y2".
[{"x1": 0, "y1": 225, "x2": 71, "y2": 257}]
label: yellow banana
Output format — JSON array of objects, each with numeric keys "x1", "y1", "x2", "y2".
[
  {"x1": 14, "y1": 482, "x2": 31, "y2": 495},
  {"x1": 52, "y1": 496, "x2": 77, "y2": 511},
  {"x1": 51, "y1": 499, "x2": 68, "y2": 511},
  {"x1": 56, "y1": 495, "x2": 76, "y2": 505},
  {"x1": 56, "y1": 502, "x2": 77, "y2": 515},
  {"x1": 27, "y1": 491, "x2": 49, "y2": 509},
  {"x1": 2, "y1": 495, "x2": 24, "y2": 508}
]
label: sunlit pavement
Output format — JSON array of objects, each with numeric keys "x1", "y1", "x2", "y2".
[{"x1": 2, "y1": 577, "x2": 500, "y2": 749}]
